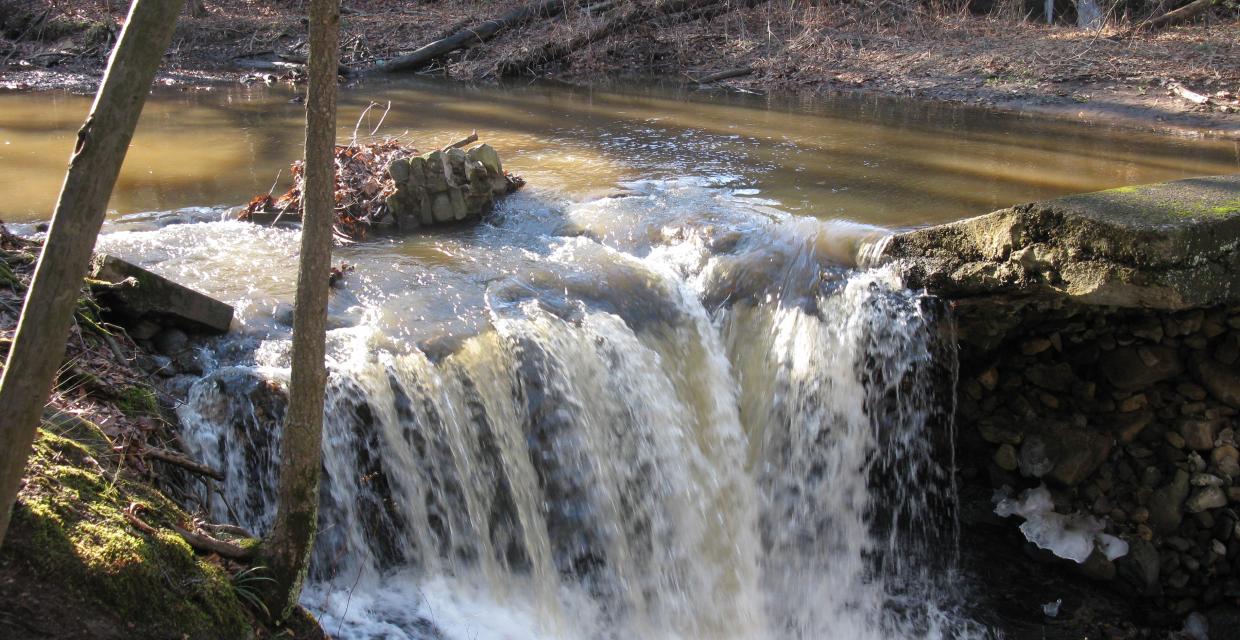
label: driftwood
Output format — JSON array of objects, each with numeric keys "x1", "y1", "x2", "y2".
[
  {"x1": 378, "y1": 0, "x2": 566, "y2": 73},
  {"x1": 694, "y1": 66, "x2": 753, "y2": 84},
  {"x1": 495, "y1": 0, "x2": 747, "y2": 76},
  {"x1": 1169, "y1": 81, "x2": 1210, "y2": 105},
  {"x1": 143, "y1": 445, "x2": 225, "y2": 481}
]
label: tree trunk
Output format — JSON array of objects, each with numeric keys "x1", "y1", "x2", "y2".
[
  {"x1": 0, "y1": 0, "x2": 183, "y2": 549},
  {"x1": 377, "y1": 0, "x2": 565, "y2": 73},
  {"x1": 261, "y1": 0, "x2": 339, "y2": 624}
]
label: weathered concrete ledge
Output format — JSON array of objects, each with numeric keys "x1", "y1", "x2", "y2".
[
  {"x1": 90, "y1": 254, "x2": 233, "y2": 333},
  {"x1": 877, "y1": 175, "x2": 1240, "y2": 309}
]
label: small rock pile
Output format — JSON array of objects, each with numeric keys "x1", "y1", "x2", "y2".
[
  {"x1": 956, "y1": 298, "x2": 1240, "y2": 617},
  {"x1": 240, "y1": 139, "x2": 522, "y2": 238},
  {"x1": 384, "y1": 143, "x2": 521, "y2": 231}
]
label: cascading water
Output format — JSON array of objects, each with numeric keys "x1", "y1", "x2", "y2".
[{"x1": 98, "y1": 178, "x2": 987, "y2": 639}]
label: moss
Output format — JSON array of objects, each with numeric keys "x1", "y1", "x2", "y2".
[
  {"x1": 3, "y1": 422, "x2": 254, "y2": 639},
  {"x1": 115, "y1": 385, "x2": 159, "y2": 416}
]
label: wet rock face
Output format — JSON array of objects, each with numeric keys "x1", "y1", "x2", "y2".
[
  {"x1": 384, "y1": 143, "x2": 517, "y2": 230},
  {"x1": 955, "y1": 298, "x2": 1240, "y2": 618},
  {"x1": 877, "y1": 175, "x2": 1240, "y2": 310}
]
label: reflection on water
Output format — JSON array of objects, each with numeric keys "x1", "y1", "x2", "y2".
[{"x1": 1, "y1": 78, "x2": 1236, "y2": 225}]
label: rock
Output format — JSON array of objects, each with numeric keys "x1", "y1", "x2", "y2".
[
  {"x1": 431, "y1": 192, "x2": 454, "y2": 223},
  {"x1": 993, "y1": 444, "x2": 1019, "y2": 471},
  {"x1": 1179, "y1": 419, "x2": 1221, "y2": 450},
  {"x1": 1212, "y1": 445, "x2": 1240, "y2": 478},
  {"x1": 978, "y1": 367, "x2": 999, "y2": 391},
  {"x1": 978, "y1": 420, "x2": 1023, "y2": 445},
  {"x1": 1178, "y1": 382, "x2": 1209, "y2": 402},
  {"x1": 136, "y1": 353, "x2": 173, "y2": 376},
  {"x1": 1100, "y1": 345, "x2": 1183, "y2": 391},
  {"x1": 448, "y1": 186, "x2": 467, "y2": 221},
  {"x1": 466, "y1": 143, "x2": 502, "y2": 177},
  {"x1": 129, "y1": 318, "x2": 161, "y2": 341},
  {"x1": 1118, "y1": 393, "x2": 1148, "y2": 413},
  {"x1": 1079, "y1": 548, "x2": 1116, "y2": 581},
  {"x1": 90, "y1": 254, "x2": 233, "y2": 333},
  {"x1": 1191, "y1": 356, "x2": 1240, "y2": 409},
  {"x1": 1187, "y1": 486, "x2": 1228, "y2": 513},
  {"x1": 1018, "y1": 435, "x2": 1054, "y2": 478},
  {"x1": 1167, "y1": 431, "x2": 1187, "y2": 449},
  {"x1": 1148, "y1": 470, "x2": 1190, "y2": 535},
  {"x1": 387, "y1": 158, "x2": 410, "y2": 183},
  {"x1": 1024, "y1": 362, "x2": 1075, "y2": 392},
  {"x1": 1022, "y1": 337, "x2": 1053, "y2": 355},
  {"x1": 1191, "y1": 473, "x2": 1225, "y2": 487},
  {"x1": 1112, "y1": 410, "x2": 1153, "y2": 443},
  {"x1": 153, "y1": 328, "x2": 189, "y2": 356},
  {"x1": 1116, "y1": 537, "x2": 1160, "y2": 596}
]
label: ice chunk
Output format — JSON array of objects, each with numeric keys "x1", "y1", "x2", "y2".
[
  {"x1": 994, "y1": 485, "x2": 1128, "y2": 563},
  {"x1": 1182, "y1": 611, "x2": 1209, "y2": 640}
]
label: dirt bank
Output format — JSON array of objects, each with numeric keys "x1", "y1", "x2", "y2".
[{"x1": 1, "y1": 1, "x2": 1238, "y2": 135}]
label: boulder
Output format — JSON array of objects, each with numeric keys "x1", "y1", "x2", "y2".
[
  {"x1": 1191, "y1": 356, "x2": 1240, "y2": 409},
  {"x1": 874, "y1": 175, "x2": 1240, "y2": 309},
  {"x1": 90, "y1": 254, "x2": 233, "y2": 334},
  {"x1": 1099, "y1": 345, "x2": 1182, "y2": 391},
  {"x1": 1147, "y1": 470, "x2": 1190, "y2": 535}
]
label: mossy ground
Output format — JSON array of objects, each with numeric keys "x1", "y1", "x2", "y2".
[{"x1": 0, "y1": 416, "x2": 254, "y2": 639}]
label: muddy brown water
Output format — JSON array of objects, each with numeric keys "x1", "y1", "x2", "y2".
[{"x1": 0, "y1": 77, "x2": 1237, "y2": 226}]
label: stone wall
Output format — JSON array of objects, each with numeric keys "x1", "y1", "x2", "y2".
[{"x1": 954, "y1": 295, "x2": 1240, "y2": 618}]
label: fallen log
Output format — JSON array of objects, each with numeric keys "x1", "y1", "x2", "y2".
[
  {"x1": 693, "y1": 66, "x2": 753, "y2": 84},
  {"x1": 495, "y1": 0, "x2": 748, "y2": 77},
  {"x1": 1120, "y1": 0, "x2": 1216, "y2": 35},
  {"x1": 378, "y1": 0, "x2": 566, "y2": 73}
]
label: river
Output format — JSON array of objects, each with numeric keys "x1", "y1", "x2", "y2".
[{"x1": 2, "y1": 79, "x2": 1238, "y2": 639}]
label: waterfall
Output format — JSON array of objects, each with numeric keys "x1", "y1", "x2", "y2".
[{"x1": 152, "y1": 179, "x2": 982, "y2": 639}]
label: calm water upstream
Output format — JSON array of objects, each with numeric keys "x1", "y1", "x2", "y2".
[
  {"x1": 3, "y1": 79, "x2": 1239, "y2": 639},
  {"x1": 1, "y1": 78, "x2": 1237, "y2": 225}
]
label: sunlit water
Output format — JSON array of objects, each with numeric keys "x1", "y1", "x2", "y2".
[
  {"x1": 5, "y1": 79, "x2": 1237, "y2": 639},
  {"x1": 1, "y1": 78, "x2": 1237, "y2": 225}
]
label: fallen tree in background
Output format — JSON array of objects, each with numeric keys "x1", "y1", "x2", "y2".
[{"x1": 376, "y1": 0, "x2": 565, "y2": 73}]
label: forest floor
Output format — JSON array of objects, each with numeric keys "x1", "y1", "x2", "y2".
[{"x1": 0, "y1": 0, "x2": 1238, "y2": 137}]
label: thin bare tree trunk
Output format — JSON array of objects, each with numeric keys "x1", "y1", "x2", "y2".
[
  {"x1": 0, "y1": 0, "x2": 183, "y2": 549},
  {"x1": 261, "y1": 0, "x2": 339, "y2": 624}
]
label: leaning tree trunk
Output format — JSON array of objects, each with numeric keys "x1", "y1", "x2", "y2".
[
  {"x1": 261, "y1": 0, "x2": 340, "y2": 624},
  {"x1": 0, "y1": 0, "x2": 183, "y2": 549}
]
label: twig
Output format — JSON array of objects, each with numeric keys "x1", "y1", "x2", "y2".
[
  {"x1": 143, "y1": 445, "x2": 226, "y2": 480},
  {"x1": 367, "y1": 101, "x2": 393, "y2": 136},
  {"x1": 442, "y1": 130, "x2": 479, "y2": 151}
]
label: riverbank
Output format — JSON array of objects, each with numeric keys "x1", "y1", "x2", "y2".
[{"x1": 1, "y1": 0, "x2": 1237, "y2": 138}]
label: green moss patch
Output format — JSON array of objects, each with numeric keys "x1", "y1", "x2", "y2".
[
  {"x1": 114, "y1": 385, "x2": 159, "y2": 416},
  {"x1": 1, "y1": 419, "x2": 253, "y2": 639}
]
